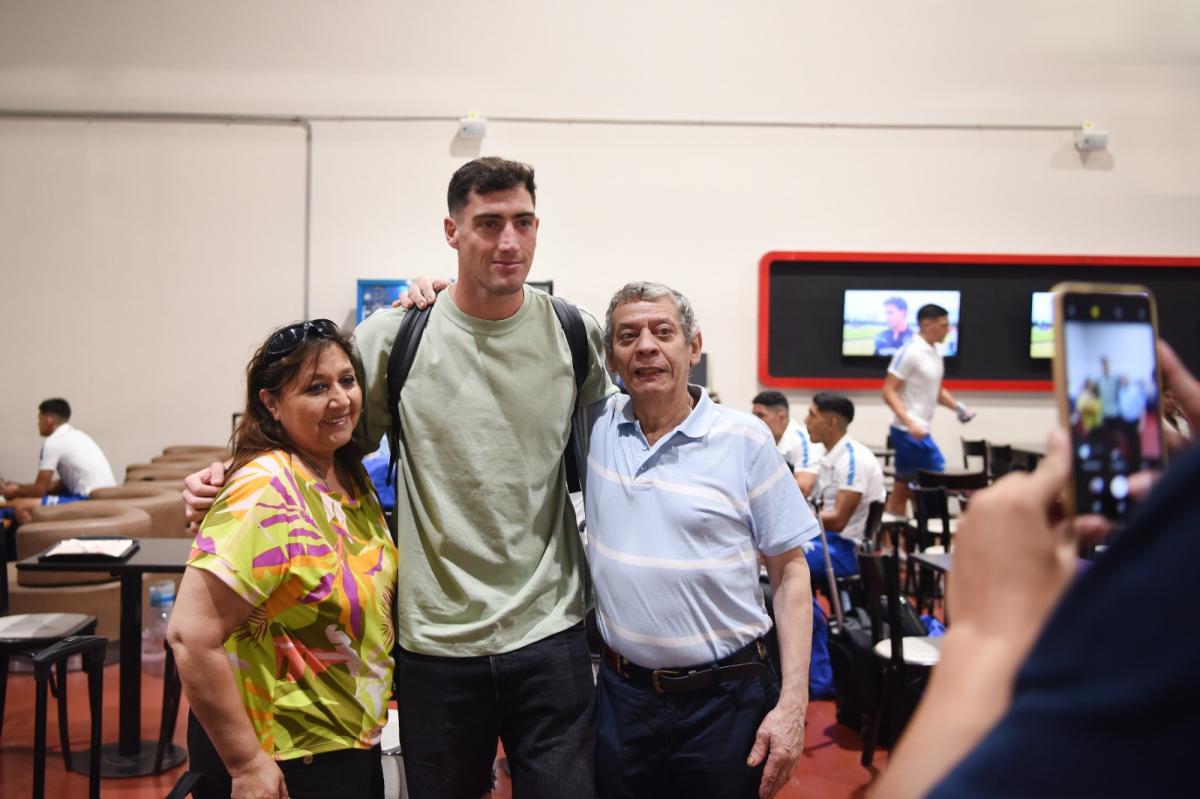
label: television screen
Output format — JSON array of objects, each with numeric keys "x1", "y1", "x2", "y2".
[
  {"x1": 357, "y1": 279, "x2": 411, "y2": 324},
  {"x1": 842, "y1": 290, "x2": 961, "y2": 357},
  {"x1": 1030, "y1": 291, "x2": 1054, "y2": 359}
]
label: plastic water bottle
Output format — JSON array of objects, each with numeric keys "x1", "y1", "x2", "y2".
[{"x1": 142, "y1": 579, "x2": 176, "y2": 677}]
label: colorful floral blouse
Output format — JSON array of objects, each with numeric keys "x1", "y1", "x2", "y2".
[{"x1": 189, "y1": 450, "x2": 397, "y2": 760}]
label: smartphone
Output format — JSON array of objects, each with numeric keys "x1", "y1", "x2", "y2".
[{"x1": 1052, "y1": 282, "x2": 1166, "y2": 522}]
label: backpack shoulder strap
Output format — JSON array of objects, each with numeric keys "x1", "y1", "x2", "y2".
[
  {"x1": 385, "y1": 306, "x2": 432, "y2": 487},
  {"x1": 549, "y1": 295, "x2": 588, "y2": 394},
  {"x1": 549, "y1": 296, "x2": 589, "y2": 493}
]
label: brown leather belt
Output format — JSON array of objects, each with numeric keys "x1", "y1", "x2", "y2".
[{"x1": 603, "y1": 638, "x2": 769, "y2": 695}]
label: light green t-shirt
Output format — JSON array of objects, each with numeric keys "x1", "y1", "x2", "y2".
[{"x1": 353, "y1": 286, "x2": 613, "y2": 656}]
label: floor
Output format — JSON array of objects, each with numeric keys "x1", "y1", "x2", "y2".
[{"x1": 0, "y1": 663, "x2": 887, "y2": 798}]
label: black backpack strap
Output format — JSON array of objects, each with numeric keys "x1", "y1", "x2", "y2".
[
  {"x1": 549, "y1": 296, "x2": 589, "y2": 493},
  {"x1": 385, "y1": 306, "x2": 432, "y2": 524}
]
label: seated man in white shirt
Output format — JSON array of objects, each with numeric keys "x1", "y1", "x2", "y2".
[
  {"x1": 0, "y1": 398, "x2": 116, "y2": 524},
  {"x1": 751, "y1": 390, "x2": 825, "y2": 496},
  {"x1": 801, "y1": 392, "x2": 885, "y2": 581}
]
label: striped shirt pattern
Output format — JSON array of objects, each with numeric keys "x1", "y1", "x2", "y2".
[{"x1": 585, "y1": 387, "x2": 818, "y2": 669}]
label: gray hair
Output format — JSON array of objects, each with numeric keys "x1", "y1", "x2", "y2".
[{"x1": 603, "y1": 281, "x2": 699, "y2": 358}]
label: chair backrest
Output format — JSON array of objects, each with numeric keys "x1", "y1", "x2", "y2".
[
  {"x1": 150, "y1": 453, "x2": 221, "y2": 467},
  {"x1": 89, "y1": 484, "x2": 190, "y2": 538},
  {"x1": 1011, "y1": 448, "x2": 1042, "y2": 472},
  {"x1": 987, "y1": 444, "x2": 1015, "y2": 480},
  {"x1": 961, "y1": 438, "x2": 989, "y2": 473},
  {"x1": 916, "y1": 469, "x2": 989, "y2": 491},
  {"x1": 125, "y1": 464, "x2": 199, "y2": 482},
  {"x1": 856, "y1": 550, "x2": 906, "y2": 666},
  {"x1": 161, "y1": 444, "x2": 228, "y2": 456},
  {"x1": 909, "y1": 485, "x2": 953, "y2": 552},
  {"x1": 862, "y1": 500, "x2": 885, "y2": 551}
]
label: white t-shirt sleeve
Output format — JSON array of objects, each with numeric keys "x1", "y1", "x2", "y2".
[
  {"x1": 834, "y1": 448, "x2": 866, "y2": 495},
  {"x1": 38, "y1": 438, "x2": 63, "y2": 472},
  {"x1": 887, "y1": 344, "x2": 915, "y2": 381}
]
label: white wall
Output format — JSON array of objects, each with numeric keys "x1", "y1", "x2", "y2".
[{"x1": 1, "y1": 1, "x2": 1198, "y2": 478}]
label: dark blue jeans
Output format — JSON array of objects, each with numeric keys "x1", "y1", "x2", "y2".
[
  {"x1": 595, "y1": 660, "x2": 780, "y2": 799},
  {"x1": 396, "y1": 621, "x2": 596, "y2": 799}
]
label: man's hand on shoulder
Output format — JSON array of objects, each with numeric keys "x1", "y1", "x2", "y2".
[
  {"x1": 183, "y1": 461, "x2": 228, "y2": 527},
  {"x1": 392, "y1": 276, "x2": 453, "y2": 310},
  {"x1": 748, "y1": 698, "x2": 805, "y2": 798}
]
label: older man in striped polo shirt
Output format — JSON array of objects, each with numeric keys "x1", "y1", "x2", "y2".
[{"x1": 585, "y1": 281, "x2": 818, "y2": 799}]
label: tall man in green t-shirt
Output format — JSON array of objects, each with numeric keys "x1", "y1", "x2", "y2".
[
  {"x1": 354, "y1": 158, "x2": 613, "y2": 798},
  {"x1": 186, "y1": 157, "x2": 612, "y2": 799}
]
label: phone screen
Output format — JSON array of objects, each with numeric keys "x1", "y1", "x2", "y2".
[{"x1": 1060, "y1": 291, "x2": 1164, "y2": 520}]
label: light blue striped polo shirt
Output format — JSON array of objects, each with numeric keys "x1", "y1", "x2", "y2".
[{"x1": 584, "y1": 386, "x2": 819, "y2": 669}]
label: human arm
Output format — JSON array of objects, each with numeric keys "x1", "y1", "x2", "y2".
[
  {"x1": 938, "y1": 386, "x2": 975, "y2": 422},
  {"x1": 794, "y1": 471, "x2": 816, "y2": 497},
  {"x1": 167, "y1": 568, "x2": 288, "y2": 799},
  {"x1": 0, "y1": 469, "x2": 56, "y2": 498},
  {"x1": 748, "y1": 547, "x2": 812, "y2": 798},
  {"x1": 871, "y1": 429, "x2": 1084, "y2": 798},
  {"x1": 349, "y1": 306, "x2": 411, "y2": 454},
  {"x1": 882, "y1": 373, "x2": 926, "y2": 438},
  {"x1": 819, "y1": 489, "x2": 861, "y2": 533}
]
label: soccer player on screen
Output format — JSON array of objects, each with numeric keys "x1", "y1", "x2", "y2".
[{"x1": 873, "y1": 296, "x2": 913, "y2": 357}]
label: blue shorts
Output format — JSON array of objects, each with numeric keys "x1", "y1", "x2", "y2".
[
  {"x1": 891, "y1": 426, "x2": 945, "y2": 479},
  {"x1": 802, "y1": 532, "x2": 859, "y2": 580},
  {"x1": 42, "y1": 493, "x2": 88, "y2": 506}
]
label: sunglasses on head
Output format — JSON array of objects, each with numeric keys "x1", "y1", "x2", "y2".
[{"x1": 265, "y1": 319, "x2": 340, "y2": 360}]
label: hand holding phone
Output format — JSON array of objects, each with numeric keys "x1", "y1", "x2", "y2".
[{"x1": 1052, "y1": 283, "x2": 1166, "y2": 523}]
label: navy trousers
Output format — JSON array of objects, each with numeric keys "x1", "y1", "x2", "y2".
[{"x1": 595, "y1": 659, "x2": 780, "y2": 799}]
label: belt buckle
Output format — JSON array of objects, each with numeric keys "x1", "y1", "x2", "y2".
[{"x1": 651, "y1": 668, "x2": 682, "y2": 694}]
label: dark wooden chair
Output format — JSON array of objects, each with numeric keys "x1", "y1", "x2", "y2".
[
  {"x1": 987, "y1": 443, "x2": 1016, "y2": 480},
  {"x1": 821, "y1": 500, "x2": 887, "y2": 620},
  {"x1": 960, "y1": 438, "x2": 989, "y2": 474},
  {"x1": 0, "y1": 521, "x2": 104, "y2": 799},
  {"x1": 915, "y1": 469, "x2": 988, "y2": 493},
  {"x1": 857, "y1": 551, "x2": 940, "y2": 767},
  {"x1": 907, "y1": 485, "x2": 956, "y2": 615}
]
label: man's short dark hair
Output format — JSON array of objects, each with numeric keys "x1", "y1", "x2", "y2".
[
  {"x1": 39, "y1": 398, "x2": 71, "y2": 420},
  {"x1": 447, "y1": 157, "x2": 537, "y2": 216},
  {"x1": 812, "y1": 392, "x2": 854, "y2": 424},
  {"x1": 752, "y1": 391, "x2": 788, "y2": 411},
  {"x1": 884, "y1": 296, "x2": 907, "y2": 312},
  {"x1": 917, "y1": 303, "x2": 949, "y2": 322}
]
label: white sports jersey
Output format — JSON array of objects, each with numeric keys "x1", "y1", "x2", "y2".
[
  {"x1": 887, "y1": 335, "x2": 943, "y2": 431},
  {"x1": 777, "y1": 419, "x2": 825, "y2": 475},
  {"x1": 38, "y1": 423, "x2": 116, "y2": 496},
  {"x1": 815, "y1": 435, "x2": 886, "y2": 544}
]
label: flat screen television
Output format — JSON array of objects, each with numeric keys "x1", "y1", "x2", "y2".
[
  {"x1": 357, "y1": 279, "x2": 411, "y2": 324},
  {"x1": 842, "y1": 289, "x2": 961, "y2": 357},
  {"x1": 1030, "y1": 291, "x2": 1054, "y2": 359}
]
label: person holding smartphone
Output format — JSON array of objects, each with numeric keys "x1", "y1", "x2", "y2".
[{"x1": 872, "y1": 340, "x2": 1199, "y2": 798}]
